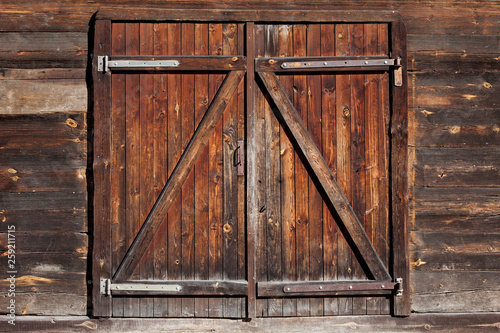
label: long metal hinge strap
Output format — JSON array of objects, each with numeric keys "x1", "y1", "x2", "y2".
[
  {"x1": 281, "y1": 58, "x2": 397, "y2": 69},
  {"x1": 280, "y1": 57, "x2": 403, "y2": 87},
  {"x1": 98, "y1": 55, "x2": 179, "y2": 72},
  {"x1": 282, "y1": 282, "x2": 398, "y2": 293},
  {"x1": 100, "y1": 279, "x2": 181, "y2": 296}
]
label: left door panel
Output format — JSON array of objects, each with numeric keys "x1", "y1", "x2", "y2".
[{"x1": 94, "y1": 21, "x2": 247, "y2": 318}]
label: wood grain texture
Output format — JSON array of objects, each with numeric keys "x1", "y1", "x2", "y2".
[
  {"x1": 6, "y1": 313, "x2": 500, "y2": 332},
  {"x1": 0, "y1": 79, "x2": 86, "y2": 114}
]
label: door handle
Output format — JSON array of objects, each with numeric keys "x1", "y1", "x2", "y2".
[{"x1": 233, "y1": 140, "x2": 245, "y2": 176}]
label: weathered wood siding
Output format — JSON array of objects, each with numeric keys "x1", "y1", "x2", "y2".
[{"x1": 0, "y1": 0, "x2": 498, "y2": 316}]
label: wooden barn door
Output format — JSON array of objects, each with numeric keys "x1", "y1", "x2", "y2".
[{"x1": 92, "y1": 12, "x2": 408, "y2": 319}]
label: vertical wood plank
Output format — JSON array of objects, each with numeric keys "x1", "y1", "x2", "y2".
[
  {"x1": 236, "y1": 22, "x2": 247, "y2": 319},
  {"x1": 246, "y1": 21, "x2": 258, "y2": 319},
  {"x1": 123, "y1": 22, "x2": 141, "y2": 318},
  {"x1": 379, "y1": 23, "x2": 392, "y2": 316},
  {"x1": 139, "y1": 22, "x2": 155, "y2": 318},
  {"x1": 335, "y1": 23, "x2": 353, "y2": 316},
  {"x1": 167, "y1": 22, "x2": 183, "y2": 318},
  {"x1": 222, "y1": 22, "x2": 240, "y2": 318},
  {"x1": 350, "y1": 23, "x2": 368, "y2": 316},
  {"x1": 152, "y1": 22, "x2": 169, "y2": 318},
  {"x1": 391, "y1": 20, "x2": 410, "y2": 317},
  {"x1": 181, "y1": 22, "x2": 196, "y2": 318},
  {"x1": 92, "y1": 18, "x2": 112, "y2": 317},
  {"x1": 320, "y1": 22, "x2": 339, "y2": 317},
  {"x1": 278, "y1": 23, "x2": 297, "y2": 318},
  {"x1": 307, "y1": 23, "x2": 324, "y2": 317},
  {"x1": 364, "y1": 23, "x2": 382, "y2": 316},
  {"x1": 208, "y1": 23, "x2": 224, "y2": 318},
  {"x1": 110, "y1": 22, "x2": 126, "y2": 318},
  {"x1": 264, "y1": 24, "x2": 283, "y2": 318},
  {"x1": 293, "y1": 23, "x2": 310, "y2": 317},
  {"x1": 194, "y1": 22, "x2": 210, "y2": 319},
  {"x1": 254, "y1": 23, "x2": 268, "y2": 317}
]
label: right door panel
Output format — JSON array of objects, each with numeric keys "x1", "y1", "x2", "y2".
[{"x1": 254, "y1": 23, "x2": 392, "y2": 316}]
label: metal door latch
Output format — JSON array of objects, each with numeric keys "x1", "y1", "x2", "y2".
[
  {"x1": 395, "y1": 277, "x2": 404, "y2": 297},
  {"x1": 393, "y1": 57, "x2": 403, "y2": 87}
]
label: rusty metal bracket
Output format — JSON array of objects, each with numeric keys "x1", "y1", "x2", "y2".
[{"x1": 393, "y1": 57, "x2": 403, "y2": 87}]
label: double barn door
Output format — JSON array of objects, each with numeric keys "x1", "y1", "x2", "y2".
[{"x1": 92, "y1": 9, "x2": 408, "y2": 318}]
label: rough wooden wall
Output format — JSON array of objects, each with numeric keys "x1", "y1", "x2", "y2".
[{"x1": 0, "y1": 0, "x2": 498, "y2": 316}]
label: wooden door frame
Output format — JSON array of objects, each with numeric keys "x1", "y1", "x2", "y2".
[{"x1": 92, "y1": 9, "x2": 409, "y2": 317}]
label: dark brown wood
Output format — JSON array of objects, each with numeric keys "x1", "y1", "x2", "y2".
[
  {"x1": 0, "y1": 232, "x2": 87, "y2": 253},
  {"x1": 0, "y1": 32, "x2": 87, "y2": 68},
  {"x1": 207, "y1": 22, "x2": 224, "y2": 318},
  {"x1": 0, "y1": 113, "x2": 86, "y2": 193},
  {"x1": 350, "y1": 23, "x2": 368, "y2": 316},
  {"x1": 193, "y1": 22, "x2": 210, "y2": 318},
  {"x1": 245, "y1": 22, "x2": 258, "y2": 318},
  {"x1": 258, "y1": 71, "x2": 391, "y2": 282},
  {"x1": 221, "y1": 22, "x2": 241, "y2": 318},
  {"x1": 109, "y1": 280, "x2": 247, "y2": 296},
  {"x1": 123, "y1": 21, "x2": 141, "y2": 318},
  {"x1": 320, "y1": 22, "x2": 338, "y2": 316},
  {"x1": 92, "y1": 19, "x2": 112, "y2": 317},
  {"x1": 414, "y1": 148, "x2": 500, "y2": 187},
  {"x1": 390, "y1": 21, "x2": 410, "y2": 317},
  {"x1": 305, "y1": 23, "x2": 324, "y2": 316},
  {"x1": 278, "y1": 23, "x2": 298, "y2": 318},
  {"x1": 97, "y1": 8, "x2": 402, "y2": 23},
  {"x1": 112, "y1": 70, "x2": 244, "y2": 282},
  {"x1": 334, "y1": 23, "x2": 354, "y2": 315},
  {"x1": 180, "y1": 22, "x2": 196, "y2": 318},
  {"x1": 110, "y1": 21, "x2": 127, "y2": 317},
  {"x1": 245, "y1": 21, "x2": 257, "y2": 319},
  {"x1": 411, "y1": 72, "x2": 499, "y2": 110},
  {"x1": 106, "y1": 55, "x2": 246, "y2": 71},
  {"x1": 414, "y1": 108, "x2": 500, "y2": 148},
  {"x1": 253, "y1": 23, "x2": 269, "y2": 317}
]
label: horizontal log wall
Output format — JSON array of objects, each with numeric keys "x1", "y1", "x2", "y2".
[{"x1": 0, "y1": 0, "x2": 498, "y2": 317}]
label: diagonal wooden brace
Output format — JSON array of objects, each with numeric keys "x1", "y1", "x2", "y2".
[
  {"x1": 113, "y1": 70, "x2": 245, "y2": 282},
  {"x1": 258, "y1": 71, "x2": 391, "y2": 281}
]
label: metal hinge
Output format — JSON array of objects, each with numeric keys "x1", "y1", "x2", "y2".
[
  {"x1": 97, "y1": 55, "x2": 180, "y2": 72},
  {"x1": 97, "y1": 56, "x2": 108, "y2": 72},
  {"x1": 395, "y1": 277, "x2": 404, "y2": 297},
  {"x1": 100, "y1": 278, "x2": 111, "y2": 296},
  {"x1": 100, "y1": 278, "x2": 182, "y2": 296}
]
